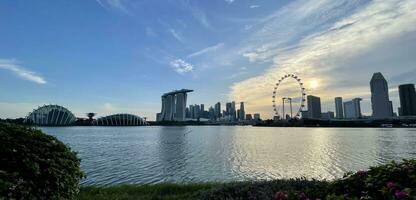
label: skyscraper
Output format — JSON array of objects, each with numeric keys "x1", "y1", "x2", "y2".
[
  {"x1": 239, "y1": 102, "x2": 245, "y2": 121},
  {"x1": 194, "y1": 104, "x2": 200, "y2": 119},
  {"x1": 307, "y1": 95, "x2": 322, "y2": 119},
  {"x1": 231, "y1": 101, "x2": 236, "y2": 121},
  {"x1": 335, "y1": 97, "x2": 344, "y2": 119},
  {"x1": 344, "y1": 98, "x2": 362, "y2": 119},
  {"x1": 157, "y1": 89, "x2": 193, "y2": 121},
  {"x1": 398, "y1": 84, "x2": 416, "y2": 116},
  {"x1": 225, "y1": 102, "x2": 232, "y2": 116},
  {"x1": 370, "y1": 72, "x2": 393, "y2": 118},
  {"x1": 214, "y1": 102, "x2": 221, "y2": 119}
]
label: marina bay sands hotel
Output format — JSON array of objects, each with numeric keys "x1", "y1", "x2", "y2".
[{"x1": 156, "y1": 89, "x2": 193, "y2": 121}]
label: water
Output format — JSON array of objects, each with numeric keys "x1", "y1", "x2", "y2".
[{"x1": 40, "y1": 126, "x2": 416, "y2": 186}]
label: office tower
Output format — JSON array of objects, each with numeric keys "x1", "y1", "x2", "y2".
[
  {"x1": 370, "y1": 72, "x2": 393, "y2": 118},
  {"x1": 253, "y1": 113, "x2": 261, "y2": 121},
  {"x1": 344, "y1": 98, "x2": 362, "y2": 119},
  {"x1": 214, "y1": 102, "x2": 221, "y2": 119},
  {"x1": 237, "y1": 109, "x2": 240, "y2": 120},
  {"x1": 189, "y1": 105, "x2": 195, "y2": 119},
  {"x1": 300, "y1": 110, "x2": 309, "y2": 119},
  {"x1": 246, "y1": 114, "x2": 253, "y2": 120},
  {"x1": 335, "y1": 97, "x2": 344, "y2": 119},
  {"x1": 208, "y1": 106, "x2": 215, "y2": 120},
  {"x1": 321, "y1": 111, "x2": 335, "y2": 120},
  {"x1": 239, "y1": 102, "x2": 245, "y2": 121},
  {"x1": 398, "y1": 84, "x2": 416, "y2": 116},
  {"x1": 185, "y1": 108, "x2": 190, "y2": 118},
  {"x1": 158, "y1": 89, "x2": 193, "y2": 121},
  {"x1": 200, "y1": 104, "x2": 205, "y2": 112},
  {"x1": 231, "y1": 101, "x2": 236, "y2": 121},
  {"x1": 225, "y1": 102, "x2": 232, "y2": 116},
  {"x1": 194, "y1": 104, "x2": 200, "y2": 119},
  {"x1": 307, "y1": 95, "x2": 322, "y2": 119}
]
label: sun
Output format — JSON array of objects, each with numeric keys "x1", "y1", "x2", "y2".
[{"x1": 309, "y1": 79, "x2": 319, "y2": 90}]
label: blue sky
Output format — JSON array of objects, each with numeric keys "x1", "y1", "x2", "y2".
[{"x1": 1, "y1": 0, "x2": 416, "y2": 120}]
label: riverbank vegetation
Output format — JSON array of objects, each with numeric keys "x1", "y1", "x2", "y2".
[{"x1": 1, "y1": 123, "x2": 415, "y2": 199}]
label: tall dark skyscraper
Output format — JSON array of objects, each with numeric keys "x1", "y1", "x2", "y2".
[
  {"x1": 398, "y1": 84, "x2": 416, "y2": 116},
  {"x1": 335, "y1": 97, "x2": 344, "y2": 119},
  {"x1": 370, "y1": 72, "x2": 393, "y2": 118},
  {"x1": 307, "y1": 95, "x2": 321, "y2": 119},
  {"x1": 214, "y1": 102, "x2": 221, "y2": 119},
  {"x1": 239, "y1": 102, "x2": 245, "y2": 121}
]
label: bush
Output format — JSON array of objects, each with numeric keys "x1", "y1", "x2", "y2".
[
  {"x1": 199, "y1": 160, "x2": 416, "y2": 200},
  {"x1": 0, "y1": 123, "x2": 84, "y2": 199},
  {"x1": 329, "y1": 159, "x2": 416, "y2": 199}
]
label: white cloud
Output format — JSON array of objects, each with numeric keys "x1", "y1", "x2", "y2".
[
  {"x1": 96, "y1": 0, "x2": 129, "y2": 14},
  {"x1": 250, "y1": 5, "x2": 260, "y2": 9},
  {"x1": 225, "y1": 0, "x2": 235, "y2": 4},
  {"x1": 0, "y1": 59, "x2": 46, "y2": 84},
  {"x1": 170, "y1": 59, "x2": 194, "y2": 74},
  {"x1": 230, "y1": 0, "x2": 416, "y2": 119},
  {"x1": 187, "y1": 43, "x2": 225, "y2": 58},
  {"x1": 190, "y1": 7, "x2": 213, "y2": 30},
  {"x1": 169, "y1": 29, "x2": 184, "y2": 42}
]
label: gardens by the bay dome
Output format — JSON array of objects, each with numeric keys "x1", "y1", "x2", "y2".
[
  {"x1": 24, "y1": 105, "x2": 77, "y2": 126},
  {"x1": 94, "y1": 114, "x2": 147, "y2": 126}
]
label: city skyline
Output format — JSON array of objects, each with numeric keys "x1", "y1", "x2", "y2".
[{"x1": 1, "y1": 0, "x2": 416, "y2": 120}]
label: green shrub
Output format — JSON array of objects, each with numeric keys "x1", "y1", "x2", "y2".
[
  {"x1": 0, "y1": 123, "x2": 84, "y2": 199},
  {"x1": 199, "y1": 160, "x2": 416, "y2": 200},
  {"x1": 329, "y1": 159, "x2": 416, "y2": 199}
]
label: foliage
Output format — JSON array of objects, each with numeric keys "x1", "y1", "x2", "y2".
[
  {"x1": 199, "y1": 160, "x2": 416, "y2": 200},
  {"x1": 329, "y1": 159, "x2": 416, "y2": 200},
  {"x1": 78, "y1": 183, "x2": 217, "y2": 200},
  {"x1": 0, "y1": 123, "x2": 84, "y2": 200}
]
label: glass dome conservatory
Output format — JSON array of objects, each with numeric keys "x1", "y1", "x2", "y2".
[
  {"x1": 25, "y1": 105, "x2": 77, "y2": 126},
  {"x1": 94, "y1": 114, "x2": 147, "y2": 126}
]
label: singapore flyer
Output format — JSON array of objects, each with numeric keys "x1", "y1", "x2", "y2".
[{"x1": 272, "y1": 74, "x2": 306, "y2": 120}]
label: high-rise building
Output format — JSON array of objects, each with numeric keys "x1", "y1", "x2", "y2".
[
  {"x1": 253, "y1": 113, "x2": 261, "y2": 121},
  {"x1": 398, "y1": 84, "x2": 416, "y2": 116},
  {"x1": 344, "y1": 98, "x2": 362, "y2": 119},
  {"x1": 225, "y1": 102, "x2": 232, "y2": 116},
  {"x1": 245, "y1": 114, "x2": 253, "y2": 120},
  {"x1": 307, "y1": 95, "x2": 322, "y2": 119},
  {"x1": 231, "y1": 101, "x2": 236, "y2": 121},
  {"x1": 321, "y1": 111, "x2": 335, "y2": 120},
  {"x1": 214, "y1": 102, "x2": 221, "y2": 119},
  {"x1": 335, "y1": 97, "x2": 344, "y2": 119},
  {"x1": 370, "y1": 72, "x2": 393, "y2": 118},
  {"x1": 239, "y1": 102, "x2": 245, "y2": 121},
  {"x1": 189, "y1": 105, "x2": 195, "y2": 118},
  {"x1": 208, "y1": 106, "x2": 215, "y2": 120},
  {"x1": 194, "y1": 104, "x2": 200, "y2": 119},
  {"x1": 200, "y1": 104, "x2": 205, "y2": 112},
  {"x1": 157, "y1": 89, "x2": 193, "y2": 121}
]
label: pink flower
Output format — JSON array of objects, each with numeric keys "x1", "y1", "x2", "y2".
[
  {"x1": 387, "y1": 181, "x2": 396, "y2": 189},
  {"x1": 299, "y1": 192, "x2": 309, "y2": 199},
  {"x1": 274, "y1": 191, "x2": 288, "y2": 200},
  {"x1": 394, "y1": 190, "x2": 407, "y2": 199}
]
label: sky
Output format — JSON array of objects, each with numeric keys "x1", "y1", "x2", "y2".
[{"x1": 0, "y1": 0, "x2": 415, "y2": 120}]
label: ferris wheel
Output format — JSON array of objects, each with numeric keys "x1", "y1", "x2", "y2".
[{"x1": 272, "y1": 74, "x2": 306, "y2": 119}]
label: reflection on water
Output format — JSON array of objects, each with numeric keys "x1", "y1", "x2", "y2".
[{"x1": 40, "y1": 126, "x2": 416, "y2": 186}]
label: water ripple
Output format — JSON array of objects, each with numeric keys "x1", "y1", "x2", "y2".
[{"x1": 40, "y1": 126, "x2": 416, "y2": 185}]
